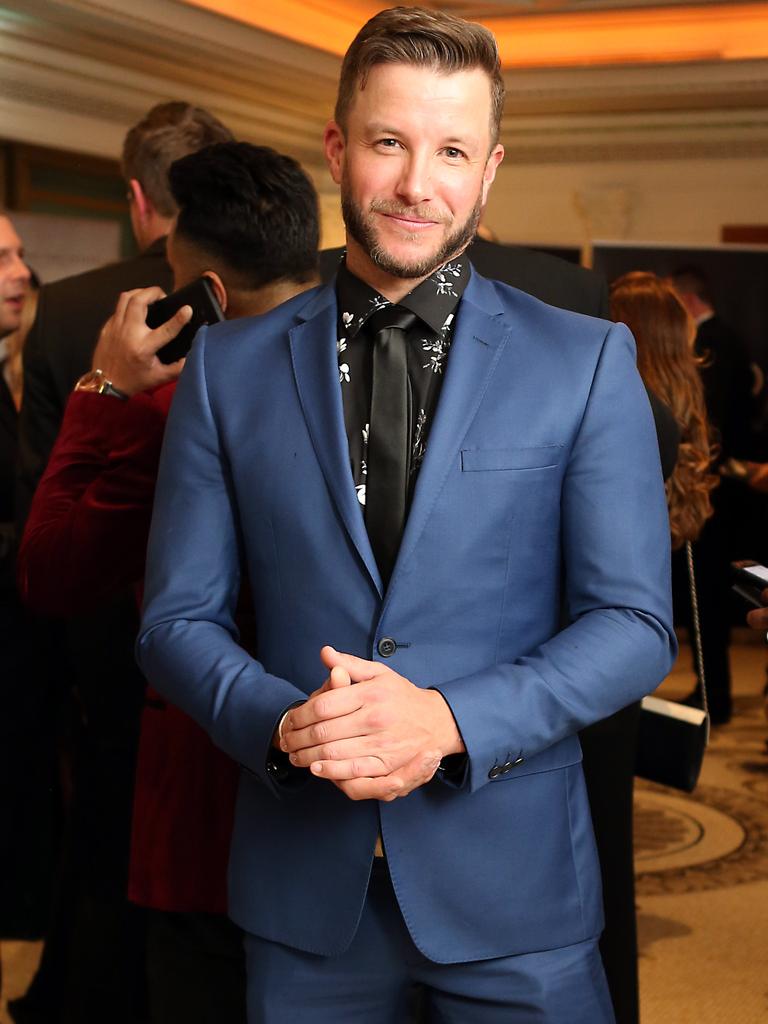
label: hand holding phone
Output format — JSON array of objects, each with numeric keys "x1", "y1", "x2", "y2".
[
  {"x1": 146, "y1": 277, "x2": 224, "y2": 365},
  {"x1": 91, "y1": 286, "x2": 197, "y2": 398},
  {"x1": 731, "y1": 562, "x2": 768, "y2": 635}
]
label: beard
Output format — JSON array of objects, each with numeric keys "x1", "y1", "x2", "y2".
[{"x1": 341, "y1": 177, "x2": 482, "y2": 280}]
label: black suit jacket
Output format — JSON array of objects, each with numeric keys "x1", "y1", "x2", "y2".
[
  {"x1": 320, "y1": 238, "x2": 679, "y2": 480},
  {"x1": 696, "y1": 314, "x2": 755, "y2": 461},
  {"x1": 15, "y1": 238, "x2": 173, "y2": 767},
  {"x1": 16, "y1": 237, "x2": 172, "y2": 525}
]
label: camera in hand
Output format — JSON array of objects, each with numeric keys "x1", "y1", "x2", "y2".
[{"x1": 147, "y1": 277, "x2": 224, "y2": 365}]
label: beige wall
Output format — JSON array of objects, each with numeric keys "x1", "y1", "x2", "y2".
[
  {"x1": 315, "y1": 155, "x2": 768, "y2": 255},
  {"x1": 483, "y1": 156, "x2": 768, "y2": 249}
]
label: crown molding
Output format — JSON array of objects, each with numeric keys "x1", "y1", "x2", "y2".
[{"x1": 1, "y1": 0, "x2": 767, "y2": 169}]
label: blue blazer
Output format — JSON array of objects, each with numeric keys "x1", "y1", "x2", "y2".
[{"x1": 137, "y1": 269, "x2": 676, "y2": 963}]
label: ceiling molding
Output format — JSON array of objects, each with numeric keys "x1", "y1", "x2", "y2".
[{"x1": 1, "y1": 0, "x2": 767, "y2": 171}]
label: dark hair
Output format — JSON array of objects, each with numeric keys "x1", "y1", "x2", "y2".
[
  {"x1": 609, "y1": 271, "x2": 717, "y2": 548},
  {"x1": 335, "y1": 6, "x2": 504, "y2": 147},
  {"x1": 121, "y1": 102, "x2": 233, "y2": 217},
  {"x1": 169, "y1": 142, "x2": 319, "y2": 290},
  {"x1": 670, "y1": 265, "x2": 713, "y2": 307}
]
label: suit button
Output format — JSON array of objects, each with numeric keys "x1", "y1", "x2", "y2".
[
  {"x1": 513, "y1": 756, "x2": 524, "y2": 767},
  {"x1": 488, "y1": 765, "x2": 501, "y2": 780},
  {"x1": 501, "y1": 762, "x2": 513, "y2": 773},
  {"x1": 377, "y1": 637, "x2": 397, "y2": 657}
]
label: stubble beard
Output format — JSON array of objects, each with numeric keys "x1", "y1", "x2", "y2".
[{"x1": 341, "y1": 178, "x2": 482, "y2": 280}]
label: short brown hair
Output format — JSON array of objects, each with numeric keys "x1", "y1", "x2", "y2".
[
  {"x1": 121, "y1": 102, "x2": 233, "y2": 217},
  {"x1": 334, "y1": 6, "x2": 505, "y2": 147}
]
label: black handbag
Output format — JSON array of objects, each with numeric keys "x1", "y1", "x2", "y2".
[{"x1": 635, "y1": 541, "x2": 710, "y2": 792}]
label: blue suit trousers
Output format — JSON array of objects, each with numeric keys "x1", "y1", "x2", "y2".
[{"x1": 243, "y1": 860, "x2": 615, "y2": 1023}]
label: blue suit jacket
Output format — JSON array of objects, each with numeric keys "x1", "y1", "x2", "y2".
[{"x1": 137, "y1": 269, "x2": 676, "y2": 963}]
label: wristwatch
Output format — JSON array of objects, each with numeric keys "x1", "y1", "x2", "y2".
[{"x1": 74, "y1": 368, "x2": 129, "y2": 400}]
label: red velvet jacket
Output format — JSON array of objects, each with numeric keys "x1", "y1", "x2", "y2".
[{"x1": 18, "y1": 385, "x2": 238, "y2": 913}]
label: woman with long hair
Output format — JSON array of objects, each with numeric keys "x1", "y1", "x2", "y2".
[
  {"x1": 610, "y1": 270, "x2": 718, "y2": 548},
  {"x1": 581, "y1": 271, "x2": 718, "y2": 1024}
]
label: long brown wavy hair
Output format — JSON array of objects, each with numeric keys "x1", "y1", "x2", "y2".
[{"x1": 609, "y1": 271, "x2": 717, "y2": 549}]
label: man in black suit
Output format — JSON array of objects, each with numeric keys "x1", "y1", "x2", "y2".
[
  {"x1": 11, "y1": 104, "x2": 232, "y2": 1024},
  {"x1": 321, "y1": 235, "x2": 673, "y2": 1024}
]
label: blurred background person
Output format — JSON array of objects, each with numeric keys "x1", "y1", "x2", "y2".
[
  {"x1": 0, "y1": 214, "x2": 50, "y2": 1006},
  {"x1": 18, "y1": 142, "x2": 321, "y2": 1024},
  {"x1": 669, "y1": 265, "x2": 757, "y2": 725},
  {"x1": 612, "y1": 271, "x2": 717, "y2": 551},
  {"x1": 606, "y1": 269, "x2": 717, "y2": 1024},
  {"x1": 11, "y1": 104, "x2": 232, "y2": 1024}
]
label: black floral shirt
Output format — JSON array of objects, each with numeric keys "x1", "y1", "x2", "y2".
[{"x1": 335, "y1": 256, "x2": 470, "y2": 518}]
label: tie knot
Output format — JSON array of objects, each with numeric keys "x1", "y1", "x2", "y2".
[{"x1": 366, "y1": 305, "x2": 418, "y2": 336}]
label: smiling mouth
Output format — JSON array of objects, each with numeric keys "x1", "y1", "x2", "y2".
[{"x1": 382, "y1": 213, "x2": 440, "y2": 229}]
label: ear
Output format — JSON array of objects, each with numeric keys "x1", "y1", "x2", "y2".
[
  {"x1": 203, "y1": 270, "x2": 227, "y2": 315},
  {"x1": 480, "y1": 144, "x2": 504, "y2": 206},
  {"x1": 129, "y1": 178, "x2": 152, "y2": 222},
  {"x1": 323, "y1": 120, "x2": 346, "y2": 185}
]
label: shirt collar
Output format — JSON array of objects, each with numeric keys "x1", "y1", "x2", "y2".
[{"x1": 336, "y1": 253, "x2": 470, "y2": 340}]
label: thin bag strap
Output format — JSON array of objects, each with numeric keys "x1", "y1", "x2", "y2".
[{"x1": 686, "y1": 539, "x2": 711, "y2": 744}]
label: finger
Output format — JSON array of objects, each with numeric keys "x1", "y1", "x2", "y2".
[
  {"x1": 328, "y1": 665, "x2": 352, "y2": 688},
  {"x1": 150, "y1": 357, "x2": 187, "y2": 386},
  {"x1": 308, "y1": 755, "x2": 389, "y2": 780},
  {"x1": 283, "y1": 712, "x2": 371, "y2": 758},
  {"x1": 320, "y1": 645, "x2": 384, "y2": 680},
  {"x1": 148, "y1": 304, "x2": 193, "y2": 350},
  {"x1": 306, "y1": 666, "x2": 352, "y2": 702},
  {"x1": 333, "y1": 774, "x2": 406, "y2": 802},
  {"x1": 106, "y1": 289, "x2": 139, "y2": 333},
  {"x1": 288, "y1": 684, "x2": 365, "y2": 730},
  {"x1": 333, "y1": 750, "x2": 442, "y2": 802},
  {"x1": 746, "y1": 607, "x2": 768, "y2": 630}
]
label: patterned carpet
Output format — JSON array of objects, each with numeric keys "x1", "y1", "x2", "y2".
[
  {"x1": 2, "y1": 641, "x2": 766, "y2": 1023},
  {"x1": 636, "y1": 637, "x2": 768, "y2": 1024}
]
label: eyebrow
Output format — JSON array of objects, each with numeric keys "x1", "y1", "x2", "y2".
[{"x1": 366, "y1": 124, "x2": 476, "y2": 147}]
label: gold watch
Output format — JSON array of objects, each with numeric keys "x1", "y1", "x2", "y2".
[{"x1": 74, "y1": 368, "x2": 129, "y2": 401}]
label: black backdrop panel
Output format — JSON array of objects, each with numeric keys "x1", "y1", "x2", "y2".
[{"x1": 593, "y1": 242, "x2": 768, "y2": 371}]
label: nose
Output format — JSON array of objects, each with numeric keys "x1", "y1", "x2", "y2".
[
  {"x1": 13, "y1": 254, "x2": 31, "y2": 285},
  {"x1": 395, "y1": 151, "x2": 434, "y2": 207}
]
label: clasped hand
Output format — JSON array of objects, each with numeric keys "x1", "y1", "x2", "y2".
[{"x1": 279, "y1": 646, "x2": 464, "y2": 801}]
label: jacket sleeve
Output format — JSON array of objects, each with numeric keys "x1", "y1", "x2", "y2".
[
  {"x1": 136, "y1": 328, "x2": 308, "y2": 792},
  {"x1": 434, "y1": 322, "x2": 677, "y2": 794},
  {"x1": 17, "y1": 389, "x2": 168, "y2": 617}
]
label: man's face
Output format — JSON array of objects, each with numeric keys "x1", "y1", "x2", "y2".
[
  {"x1": 0, "y1": 216, "x2": 30, "y2": 337},
  {"x1": 325, "y1": 63, "x2": 503, "y2": 285}
]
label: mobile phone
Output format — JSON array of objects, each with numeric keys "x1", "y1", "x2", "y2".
[
  {"x1": 146, "y1": 277, "x2": 224, "y2": 365},
  {"x1": 731, "y1": 562, "x2": 768, "y2": 608}
]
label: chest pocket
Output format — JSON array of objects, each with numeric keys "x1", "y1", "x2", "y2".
[{"x1": 461, "y1": 445, "x2": 563, "y2": 473}]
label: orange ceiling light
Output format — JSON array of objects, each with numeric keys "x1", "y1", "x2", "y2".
[
  {"x1": 180, "y1": 0, "x2": 380, "y2": 54},
  {"x1": 488, "y1": 3, "x2": 768, "y2": 67},
  {"x1": 181, "y1": 1, "x2": 768, "y2": 67}
]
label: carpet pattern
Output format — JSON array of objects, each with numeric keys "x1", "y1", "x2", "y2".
[{"x1": 636, "y1": 641, "x2": 768, "y2": 1023}]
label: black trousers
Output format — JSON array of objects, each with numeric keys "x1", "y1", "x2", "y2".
[
  {"x1": 145, "y1": 910, "x2": 246, "y2": 1024},
  {"x1": 580, "y1": 703, "x2": 642, "y2": 1024}
]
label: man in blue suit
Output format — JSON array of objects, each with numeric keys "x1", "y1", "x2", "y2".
[{"x1": 137, "y1": 7, "x2": 676, "y2": 1021}]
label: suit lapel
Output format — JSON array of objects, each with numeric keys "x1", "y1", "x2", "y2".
[
  {"x1": 391, "y1": 272, "x2": 510, "y2": 589},
  {"x1": 289, "y1": 286, "x2": 383, "y2": 596}
]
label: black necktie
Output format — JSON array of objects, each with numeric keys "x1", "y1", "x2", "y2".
[{"x1": 365, "y1": 305, "x2": 417, "y2": 586}]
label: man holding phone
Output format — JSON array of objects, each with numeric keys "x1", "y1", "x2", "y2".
[{"x1": 18, "y1": 141, "x2": 320, "y2": 1023}]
